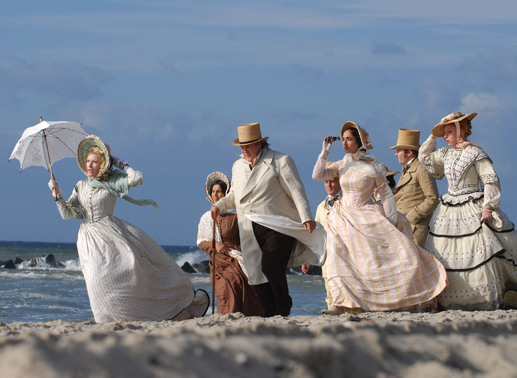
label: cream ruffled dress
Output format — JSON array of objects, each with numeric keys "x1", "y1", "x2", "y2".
[{"x1": 420, "y1": 136, "x2": 517, "y2": 310}]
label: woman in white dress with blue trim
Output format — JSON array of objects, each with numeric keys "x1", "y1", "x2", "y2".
[{"x1": 48, "y1": 135, "x2": 209, "y2": 322}]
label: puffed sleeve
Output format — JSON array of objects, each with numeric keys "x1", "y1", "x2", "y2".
[
  {"x1": 419, "y1": 136, "x2": 446, "y2": 180},
  {"x1": 475, "y1": 157, "x2": 501, "y2": 210},
  {"x1": 125, "y1": 166, "x2": 143, "y2": 187},
  {"x1": 56, "y1": 183, "x2": 83, "y2": 220}
]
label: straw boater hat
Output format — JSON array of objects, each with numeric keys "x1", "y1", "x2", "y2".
[
  {"x1": 432, "y1": 112, "x2": 477, "y2": 138},
  {"x1": 77, "y1": 135, "x2": 112, "y2": 179},
  {"x1": 204, "y1": 172, "x2": 230, "y2": 204},
  {"x1": 340, "y1": 121, "x2": 373, "y2": 150},
  {"x1": 390, "y1": 129, "x2": 420, "y2": 151},
  {"x1": 232, "y1": 123, "x2": 269, "y2": 146}
]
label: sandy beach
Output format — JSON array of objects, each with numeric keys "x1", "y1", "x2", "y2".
[{"x1": 2, "y1": 310, "x2": 517, "y2": 377}]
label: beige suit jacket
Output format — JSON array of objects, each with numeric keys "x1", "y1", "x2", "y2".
[
  {"x1": 216, "y1": 148, "x2": 314, "y2": 285},
  {"x1": 394, "y1": 159, "x2": 439, "y2": 247}
]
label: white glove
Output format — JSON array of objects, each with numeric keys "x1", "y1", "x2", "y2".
[
  {"x1": 321, "y1": 137, "x2": 333, "y2": 159},
  {"x1": 111, "y1": 156, "x2": 129, "y2": 169},
  {"x1": 48, "y1": 179, "x2": 63, "y2": 198}
]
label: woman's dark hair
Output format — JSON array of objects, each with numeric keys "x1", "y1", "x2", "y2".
[
  {"x1": 347, "y1": 127, "x2": 363, "y2": 148},
  {"x1": 209, "y1": 180, "x2": 228, "y2": 196}
]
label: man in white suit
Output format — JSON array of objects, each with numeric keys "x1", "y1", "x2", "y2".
[{"x1": 211, "y1": 123, "x2": 317, "y2": 317}]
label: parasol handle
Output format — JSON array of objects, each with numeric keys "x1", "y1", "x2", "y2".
[
  {"x1": 41, "y1": 119, "x2": 57, "y2": 197},
  {"x1": 212, "y1": 219, "x2": 216, "y2": 314}
]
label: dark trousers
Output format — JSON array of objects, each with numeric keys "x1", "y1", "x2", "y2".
[{"x1": 252, "y1": 222, "x2": 295, "y2": 317}]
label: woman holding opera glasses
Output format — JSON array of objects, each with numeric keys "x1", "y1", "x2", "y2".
[{"x1": 313, "y1": 122, "x2": 447, "y2": 314}]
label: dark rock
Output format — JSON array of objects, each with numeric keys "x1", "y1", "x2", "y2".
[
  {"x1": 0, "y1": 260, "x2": 16, "y2": 269},
  {"x1": 181, "y1": 262, "x2": 197, "y2": 273},
  {"x1": 193, "y1": 260, "x2": 210, "y2": 274}
]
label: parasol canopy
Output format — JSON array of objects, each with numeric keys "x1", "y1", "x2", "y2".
[{"x1": 9, "y1": 119, "x2": 87, "y2": 172}]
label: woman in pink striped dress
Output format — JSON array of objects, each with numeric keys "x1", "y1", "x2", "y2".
[{"x1": 313, "y1": 121, "x2": 447, "y2": 315}]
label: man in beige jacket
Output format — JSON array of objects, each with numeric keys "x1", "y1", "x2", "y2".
[
  {"x1": 391, "y1": 129, "x2": 439, "y2": 248},
  {"x1": 314, "y1": 162, "x2": 341, "y2": 312},
  {"x1": 212, "y1": 123, "x2": 318, "y2": 317}
]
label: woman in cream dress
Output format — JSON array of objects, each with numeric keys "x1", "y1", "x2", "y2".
[
  {"x1": 313, "y1": 122, "x2": 447, "y2": 315},
  {"x1": 420, "y1": 112, "x2": 517, "y2": 310},
  {"x1": 48, "y1": 135, "x2": 209, "y2": 323}
]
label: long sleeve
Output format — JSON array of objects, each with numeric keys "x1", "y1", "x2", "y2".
[
  {"x1": 197, "y1": 211, "x2": 221, "y2": 250},
  {"x1": 56, "y1": 184, "x2": 81, "y2": 220},
  {"x1": 126, "y1": 166, "x2": 143, "y2": 188},
  {"x1": 278, "y1": 155, "x2": 313, "y2": 223},
  {"x1": 406, "y1": 165, "x2": 440, "y2": 224},
  {"x1": 312, "y1": 155, "x2": 340, "y2": 181},
  {"x1": 419, "y1": 136, "x2": 446, "y2": 179},
  {"x1": 375, "y1": 175, "x2": 397, "y2": 225},
  {"x1": 483, "y1": 183, "x2": 501, "y2": 210}
]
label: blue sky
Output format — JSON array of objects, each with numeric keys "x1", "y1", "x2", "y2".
[{"x1": 2, "y1": 1, "x2": 517, "y2": 246}]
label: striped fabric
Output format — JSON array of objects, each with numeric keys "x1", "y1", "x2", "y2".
[
  {"x1": 326, "y1": 167, "x2": 447, "y2": 311},
  {"x1": 57, "y1": 167, "x2": 197, "y2": 323}
]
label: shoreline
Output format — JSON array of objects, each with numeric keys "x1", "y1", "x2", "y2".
[{"x1": 2, "y1": 310, "x2": 517, "y2": 377}]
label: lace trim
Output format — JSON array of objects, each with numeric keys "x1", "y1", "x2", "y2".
[
  {"x1": 440, "y1": 192, "x2": 484, "y2": 206},
  {"x1": 444, "y1": 146, "x2": 485, "y2": 190}
]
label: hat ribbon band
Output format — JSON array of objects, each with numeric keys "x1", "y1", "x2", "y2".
[{"x1": 239, "y1": 137, "x2": 262, "y2": 145}]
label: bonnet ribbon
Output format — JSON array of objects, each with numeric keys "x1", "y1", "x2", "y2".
[{"x1": 86, "y1": 170, "x2": 159, "y2": 210}]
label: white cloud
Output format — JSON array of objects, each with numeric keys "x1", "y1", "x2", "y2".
[{"x1": 461, "y1": 93, "x2": 514, "y2": 113}]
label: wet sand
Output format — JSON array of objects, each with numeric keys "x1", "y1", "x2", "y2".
[{"x1": 2, "y1": 310, "x2": 517, "y2": 377}]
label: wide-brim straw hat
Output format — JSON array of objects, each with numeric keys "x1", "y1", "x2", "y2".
[
  {"x1": 340, "y1": 121, "x2": 373, "y2": 150},
  {"x1": 232, "y1": 123, "x2": 269, "y2": 146},
  {"x1": 204, "y1": 171, "x2": 230, "y2": 204},
  {"x1": 390, "y1": 129, "x2": 420, "y2": 151},
  {"x1": 380, "y1": 163, "x2": 399, "y2": 177},
  {"x1": 432, "y1": 112, "x2": 477, "y2": 137},
  {"x1": 77, "y1": 135, "x2": 112, "y2": 179}
]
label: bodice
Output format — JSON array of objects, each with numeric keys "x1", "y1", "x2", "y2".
[
  {"x1": 339, "y1": 164, "x2": 376, "y2": 208},
  {"x1": 76, "y1": 182, "x2": 117, "y2": 223}
]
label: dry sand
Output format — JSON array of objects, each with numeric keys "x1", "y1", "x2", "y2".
[{"x1": 2, "y1": 310, "x2": 517, "y2": 377}]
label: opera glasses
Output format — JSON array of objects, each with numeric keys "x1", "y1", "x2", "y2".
[{"x1": 324, "y1": 136, "x2": 341, "y2": 143}]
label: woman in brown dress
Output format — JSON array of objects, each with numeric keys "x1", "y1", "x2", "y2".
[{"x1": 197, "y1": 172, "x2": 263, "y2": 316}]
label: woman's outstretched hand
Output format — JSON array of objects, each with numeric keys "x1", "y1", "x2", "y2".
[
  {"x1": 482, "y1": 208, "x2": 493, "y2": 223},
  {"x1": 48, "y1": 179, "x2": 63, "y2": 198}
]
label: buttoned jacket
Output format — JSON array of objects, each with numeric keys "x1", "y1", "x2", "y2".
[
  {"x1": 394, "y1": 159, "x2": 439, "y2": 246},
  {"x1": 215, "y1": 148, "x2": 314, "y2": 285}
]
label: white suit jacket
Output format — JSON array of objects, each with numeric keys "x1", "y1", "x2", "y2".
[{"x1": 216, "y1": 148, "x2": 315, "y2": 285}]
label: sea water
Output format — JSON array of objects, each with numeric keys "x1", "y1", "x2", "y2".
[{"x1": 0, "y1": 241, "x2": 326, "y2": 323}]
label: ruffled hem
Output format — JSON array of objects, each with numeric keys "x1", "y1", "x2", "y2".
[{"x1": 437, "y1": 257, "x2": 517, "y2": 310}]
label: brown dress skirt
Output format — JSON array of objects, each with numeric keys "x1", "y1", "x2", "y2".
[{"x1": 198, "y1": 213, "x2": 263, "y2": 316}]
